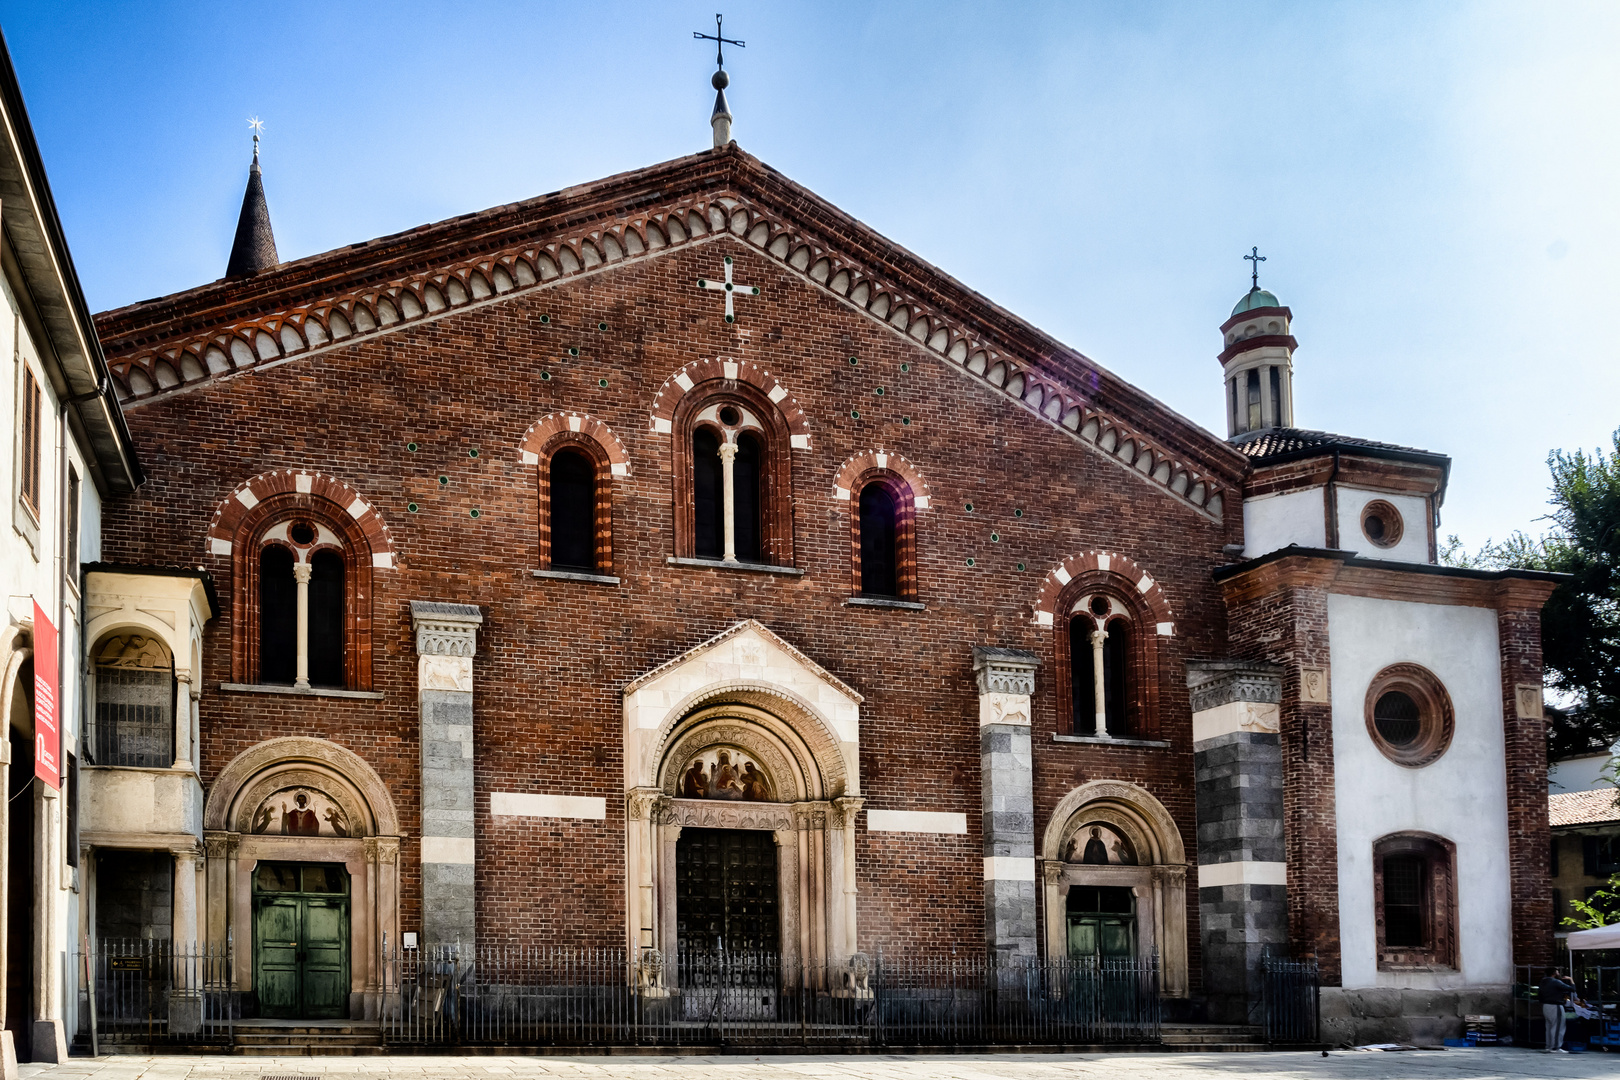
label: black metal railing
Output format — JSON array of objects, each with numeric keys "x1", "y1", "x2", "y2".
[
  {"x1": 1261, "y1": 951, "x2": 1319, "y2": 1045},
  {"x1": 381, "y1": 945, "x2": 1161, "y2": 1047},
  {"x1": 75, "y1": 939, "x2": 234, "y2": 1049}
]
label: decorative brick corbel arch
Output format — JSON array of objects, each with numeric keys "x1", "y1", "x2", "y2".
[
  {"x1": 649, "y1": 357, "x2": 813, "y2": 449},
  {"x1": 1035, "y1": 551, "x2": 1176, "y2": 741},
  {"x1": 830, "y1": 450, "x2": 932, "y2": 508},
  {"x1": 206, "y1": 470, "x2": 397, "y2": 567},
  {"x1": 519, "y1": 412, "x2": 631, "y2": 476},
  {"x1": 1032, "y1": 550, "x2": 1174, "y2": 631}
]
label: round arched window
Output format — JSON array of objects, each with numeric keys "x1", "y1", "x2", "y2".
[
  {"x1": 1364, "y1": 664, "x2": 1453, "y2": 768},
  {"x1": 1361, "y1": 500, "x2": 1404, "y2": 549}
]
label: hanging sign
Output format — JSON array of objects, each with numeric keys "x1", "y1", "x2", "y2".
[{"x1": 33, "y1": 600, "x2": 59, "y2": 789}]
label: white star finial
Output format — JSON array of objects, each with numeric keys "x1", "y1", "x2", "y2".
[{"x1": 247, "y1": 116, "x2": 265, "y2": 136}]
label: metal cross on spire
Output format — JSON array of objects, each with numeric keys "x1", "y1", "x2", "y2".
[
  {"x1": 696, "y1": 255, "x2": 760, "y2": 323},
  {"x1": 247, "y1": 116, "x2": 264, "y2": 158},
  {"x1": 694, "y1": 13, "x2": 744, "y2": 70},
  {"x1": 1244, "y1": 246, "x2": 1266, "y2": 290}
]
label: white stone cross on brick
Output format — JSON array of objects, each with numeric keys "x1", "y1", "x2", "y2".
[{"x1": 696, "y1": 255, "x2": 759, "y2": 323}]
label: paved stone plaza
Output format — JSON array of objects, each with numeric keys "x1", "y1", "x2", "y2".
[{"x1": 16, "y1": 1051, "x2": 1620, "y2": 1080}]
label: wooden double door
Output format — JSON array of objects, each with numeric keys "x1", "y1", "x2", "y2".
[
  {"x1": 675, "y1": 827, "x2": 780, "y2": 956},
  {"x1": 253, "y1": 862, "x2": 350, "y2": 1018},
  {"x1": 1066, "y1": 885, "x2": 1136, "y2": 961}
]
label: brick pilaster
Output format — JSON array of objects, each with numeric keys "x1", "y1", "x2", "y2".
[{"x1": 1497, "y1": 579, "x2": 1559, "y2": 967}]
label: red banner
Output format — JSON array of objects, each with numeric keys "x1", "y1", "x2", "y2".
[{"x1": 33, "y1": 600, "x2": 58, "y2": 789}]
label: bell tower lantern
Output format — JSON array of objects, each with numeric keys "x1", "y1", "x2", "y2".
[{"x1": 1219, "y1": 249, "x2": 1297, "y2": 438}]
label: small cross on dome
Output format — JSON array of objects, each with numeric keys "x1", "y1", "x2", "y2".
[
  {"x1": 695, "y1": 255, "x2": 760, "y2": 323},
  {"x1": 1244, "y1": 246, "x2": 1266, "y2": 289}
]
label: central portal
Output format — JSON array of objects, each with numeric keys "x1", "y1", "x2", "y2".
[
  {"x1": 676, "y1": 828, "x2": 780, "y2": 956},
  {"x1": 253, "y1": 861, "x2": 351, "y2": 1018}
]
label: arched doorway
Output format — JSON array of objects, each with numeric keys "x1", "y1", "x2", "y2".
[
  {"x1": 202, "y1": 738, "x2": 400, "y2": 1020},
  {"x1": 622, "y1": 621, "x2": 863, "y2": 988},
  {"x1": 1041, "y1": 780, "x2": 1190, "y2": 997}
]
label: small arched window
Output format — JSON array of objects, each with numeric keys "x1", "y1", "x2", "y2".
[
  {"x1": 733, "y1": 431, "x2": 763, "y2": 563},
  {"x1": 91, "y1": 633, "x2": 175, "y2": 767},
  {"x1": 858, "y1": 482, "x2": 898, "y2": 597},
  {"x1": 1103, "y1": 617, "x2": 1129, "y2": 735},
  {"x1": 1374, "y1": 833, "x2": 1457, "y2": 970},
  {"x1": 549, "y1": 448, "x2": 597, "y2": 572}
]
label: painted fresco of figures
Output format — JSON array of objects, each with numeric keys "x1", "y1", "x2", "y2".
[
  {"x1": 679, "y1": 749, "x2": 773, "y2": 801},
  {"x1": 1064, "y1": 823, "x2": 1137, "y2": 865}
]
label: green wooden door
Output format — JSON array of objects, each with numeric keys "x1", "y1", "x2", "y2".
[
  {"x1": 253, "y1": 862, "x2": 350, "y2": 1018},
  {"x1": 1066, "y1": 885, "x2": 1136, "y2": 960}
]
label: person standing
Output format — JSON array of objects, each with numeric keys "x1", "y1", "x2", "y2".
[{"x1": 1540, "y1": 969, "x2": 1577, "y2": 1052}]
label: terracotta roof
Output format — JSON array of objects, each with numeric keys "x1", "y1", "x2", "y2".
[
  {"x1": 1550, "y1": 789, "x2": 1620, "y2": 827},
  {"x1": 1231, "y1": 427, "x2": 1446, "y2": 465}
]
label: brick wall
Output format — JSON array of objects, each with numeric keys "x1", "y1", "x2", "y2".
[{"x1": 98, "y1": 237, "x2": 1240, "y2": 952}]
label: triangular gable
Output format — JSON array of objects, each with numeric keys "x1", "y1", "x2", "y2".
[
  {"x1": 622, "y1": 618, "x2": 861, "y2": 705},
  {"x1": 96, "y1": 146, "x2": 1247, "y2": 519}
]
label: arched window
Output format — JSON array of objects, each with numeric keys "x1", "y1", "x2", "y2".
[
  {"x1": 858, "y1": 482, "x2": 898, "y2": 597},
  {"x1": 90, "y1": 633, "x2": 175, "y2": 767},
  {"x1": 236, "y1": 505, "x2": 373, "y2": 691},
  {"x1": 549, "y1": 448, "x2": 597, "y2": 571},
  {"x1": 1061, "y1": 587, "x2": 1156, "y2": 740},
  {"x1": 1374, "y1": 833, "x2": 1457, "y2": 970},
  {"x1": 672, "y1": 387, "x2": 795, "y2": 568},
  {"x1": 259, "y1": 545, "x2": 297, "y2": 685}
]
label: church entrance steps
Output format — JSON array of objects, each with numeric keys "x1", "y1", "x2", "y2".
[
  {"x1": 229, "y1": 1019, "x2": 385, "y2": 1055},
  {"x1": 1158, "y1": 1023, "x2": 1270, "y2": 1051}
]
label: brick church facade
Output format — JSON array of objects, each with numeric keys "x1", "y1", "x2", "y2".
[{"x1": 78, "y1": 132, "x2": 1558, "y2": 1042}]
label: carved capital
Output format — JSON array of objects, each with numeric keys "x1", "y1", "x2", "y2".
[
  {"x1": 293, "y1": 562, "x2": 313, "y2": 585},
  {"x1": 626, "y1": 787, "x2": 665, "y2": 822},
  {"x1": 1042, "y1": 859, "x2": 1066, "y2": 885},
  {"x1": 204, "y1": 832, "x2": 231, "y2": 859},
  {"x1": 410, "y1": 600, "x2": 483, "y2": 657},
  {"x1": 972, "y1": 646, "x2": 1039, "y2": 697},
  {"x1": 375, "y1": 836, "x2": 400, "y2": 864},
  {"x1": 832, "y1": 796, "x2": 866, "y2": 830},
  {"x1": 1186, "y1": 659, "x2": 1285, "y2": 713},
  {"x1": 364, "y1": 837, "x2": 380, "y2": 861}
]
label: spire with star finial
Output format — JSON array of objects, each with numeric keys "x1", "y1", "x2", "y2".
[
  {"x1": 694, "y1": 14, "x2": 744, "y2": 149},
  {"x1": 226, "y1": 117, "x2": 280, "y2": 279}
]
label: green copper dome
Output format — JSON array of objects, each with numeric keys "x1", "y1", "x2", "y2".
[{"x1": 1231, "y1": 287, "x2": 1281, "y2": 316}]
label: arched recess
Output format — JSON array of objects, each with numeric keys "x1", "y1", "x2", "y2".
[
  {"x1": 622, "y1": 620, "x2": 864, "y2": 980},
  {"x1": 1040, "y1": 780, "x2": 1190, "y2": 997},
  {"x1": 201, "y1": 737, "x2": 401, "y2": 1020}
]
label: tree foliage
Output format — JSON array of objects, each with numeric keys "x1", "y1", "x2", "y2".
[{"x1": 1443, "y1": 427, "x2": 1620, "y2": 758}]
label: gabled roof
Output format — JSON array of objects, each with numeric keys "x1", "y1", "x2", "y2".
[
  {"x1": 94, "y1": 144, "x2": 1248, "y2": 520},
  {"x1": 1550, "y1": 788, "x2": 1620, "y2": 828}
]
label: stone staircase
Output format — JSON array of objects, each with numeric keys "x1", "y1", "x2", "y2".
[
  {"x1": 1158, "y1": 1023, "x2": 1271, "y2": 1052},
  {"x1": 228, "y1": 1020, "x2": 386, "y2": 1055}
]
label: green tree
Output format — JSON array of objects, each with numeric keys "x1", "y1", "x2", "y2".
[{"x1": 1443, "y1": 427, "x2": 1620, "y2": 757}]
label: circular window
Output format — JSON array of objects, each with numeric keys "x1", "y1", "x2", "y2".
[
  {"x1": 288, "y1": 522, "x2": 316, "y2": 545},
  {"x1": 718, "y1": 405, "x2": 742, "y2": 426},
  {"x1": 1364, "y1": 664, "x2": 1454, "y2": 768},
  {"x1": 1089, "y1": 596, "x2": 1109, "y2": 618},
  {"x1": 1361, "y1": 500, "x2": 1404, "y2": 549}
]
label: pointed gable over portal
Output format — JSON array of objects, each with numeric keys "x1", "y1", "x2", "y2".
[{"x1": 95, "y1": 145, "x2": 1247, "y2": 521}]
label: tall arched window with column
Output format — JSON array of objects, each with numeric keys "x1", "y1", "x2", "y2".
[
  {"x1": 1045, "y1": 557, "x2": 1171, "y2": 742},
  {"x1": 674, "y1": 387, "x2": 793, "y2": 567},
  {"x1": 230, "y1": 494, "x2": 377, "y2": 692}
]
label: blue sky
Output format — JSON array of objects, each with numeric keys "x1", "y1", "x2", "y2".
[{"x1": 6, "y1": 1, "x2": 1616, "y2": 548}]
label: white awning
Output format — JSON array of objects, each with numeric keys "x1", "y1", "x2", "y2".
[{"x1": 1565, "y1": 924, "x2": 1620, "y2": 950}]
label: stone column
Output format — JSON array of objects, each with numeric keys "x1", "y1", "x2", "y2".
[
  {"x1": 293, "y1": 562, "x2": 312, "y2": 689},
  {"x1": 169, "y1": 848, "x2": 203, "y2": 1035},
  {"x1": 718, "y1": 440, "x2": 738, "y2": 563},
  {"x1": 410, "y1": 601, "x2": 483, "y2": 951},
  {"x1": 1187, "y1": 659, "x2": 1287, "y2": 1024},
  {"x1": 1089, "y1": 629, "x2": 1108, "y2": 737},
  {"x1": 972, "y1": 646, "x2": 1039, "y2": 958},
  {"x1": 831, "y1": 796, "x2": 864, "y2": 961}
]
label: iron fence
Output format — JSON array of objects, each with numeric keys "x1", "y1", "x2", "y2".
[
  {"x1": 1260, "y1": 952, "x2": 1319, "y2": 1045},
  {"x1": 75, "y1": 939, "x2": 234, "y2": 1049},
  {"x1": 381, "y1": 945, "x2": 1161, "y2": 1047}
]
